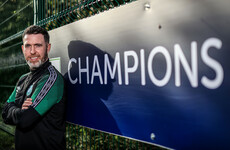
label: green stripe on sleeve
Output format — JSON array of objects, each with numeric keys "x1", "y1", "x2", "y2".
[
  {"x1": 31, "y1": 72, "x2": 64, "y2": 116},
  {"x1": 7, "y1": 86, "x2": 17, "y2": 103},
  {"x1": 7, "y1": 73, "x2": 29, "y2": 103}
]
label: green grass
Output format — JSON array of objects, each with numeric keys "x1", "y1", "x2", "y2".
[{"x1": 0, "y1": 130, "x2": 14, "y2": 150}]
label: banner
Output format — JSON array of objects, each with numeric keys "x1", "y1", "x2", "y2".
[{"x1": 49, "y1": 0, "x2": 230, "y2": 149}]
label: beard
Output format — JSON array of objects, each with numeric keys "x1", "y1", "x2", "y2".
[
  {"x1": 27, "y1": 59, "x2": 43, "y2": 70},
  {"x1": 27, "y1": 51, "x2": 48, "y2": 70}
]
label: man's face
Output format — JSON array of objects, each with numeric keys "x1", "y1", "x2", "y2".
[{"x1": 22, "y1": 34, "x2": 51, "y2": 70}]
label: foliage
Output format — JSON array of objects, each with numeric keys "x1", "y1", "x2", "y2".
[
  {"x1": 0, "y1": 130, "x2": 14, "y2": 150},
  {"x1": 0, "y1": 0, "x2": 33, "y2": 41},
  {"x1": 37, "y1": 0, "x2": 134, "y2": 30},
  {"x1": 0, "y1": 65, "x2": 29, "y2": 106},
  {"x1": 66, "y1": 123, "x2": 166, "y2": 150}
]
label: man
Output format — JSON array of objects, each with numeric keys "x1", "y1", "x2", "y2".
[{"x1": 2, "y1": 25, "x2": 66, "y2": 150}]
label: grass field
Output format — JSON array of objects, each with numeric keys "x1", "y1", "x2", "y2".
[{"x1": 0, "y1": 130, "x2": 14, "y2": 150}]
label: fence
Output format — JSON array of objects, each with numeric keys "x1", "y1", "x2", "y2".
[{"x1": 0, "y1": 0, "x2": 166, "y2": 149}]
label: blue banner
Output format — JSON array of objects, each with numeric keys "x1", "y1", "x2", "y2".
[{"x1": 49, "y1": 0, "x2": 230, "y2": 149}]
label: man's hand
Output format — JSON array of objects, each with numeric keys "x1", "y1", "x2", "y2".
[{"x1": 22, "y1": 98, "x2": 33, "y2": 110}]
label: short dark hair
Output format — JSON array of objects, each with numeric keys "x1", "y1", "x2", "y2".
[{"x1": 22, "y1": 25, "x2": 50, "y2": 43}]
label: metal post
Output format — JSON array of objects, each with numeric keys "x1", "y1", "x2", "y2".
[{"x1": 33, "y1": 0, "x2": 37, "y2": 25}]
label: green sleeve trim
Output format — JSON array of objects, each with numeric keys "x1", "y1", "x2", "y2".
[
  {"x1": 7, "y1": 73, "x2": 29, "y2": 103},
  {"x1": 7, "y1": 86, "x2": 17, "y2": 103},
  {"x1": 31, "y1": 66, "x2": 64, "y2": 116}
]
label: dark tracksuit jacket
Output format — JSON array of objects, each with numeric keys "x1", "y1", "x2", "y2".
[{"x1": 2, "y1": 60, "x2": 66, "y2": 150}]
